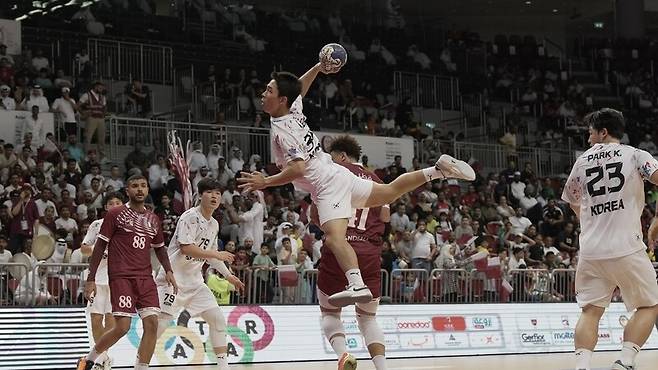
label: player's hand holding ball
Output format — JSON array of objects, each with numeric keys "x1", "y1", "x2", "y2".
[{"x1": 318, "y1": 43, "x2": 348, "y2": 74}]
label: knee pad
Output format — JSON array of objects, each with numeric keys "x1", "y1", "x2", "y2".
[
  {"x1": 201, "y1": 308, "x2": 227, "y2": 349},
  {"x1": 321, "y1": 313, "x2": 345, "y2": 342},
  {"x1": 357, "y1": 313, "x2": 384, "y2": 347}
]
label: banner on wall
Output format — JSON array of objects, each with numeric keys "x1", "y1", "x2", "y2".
[
  {"x1": 0, "y1": 110, "x2": 55, "y2": 146},
  {"x1": 0, "y1": 19, "x2": 21, "y2": 54},
  {"x1": 106, "y1": 303, "x2": 658, "y2": 368},
  {"x1": 4, "y1": 303, "x2": 658, "y2": 369},
  {"x1": 314, "y1": 131, "x2": 415, "y2": 169}
]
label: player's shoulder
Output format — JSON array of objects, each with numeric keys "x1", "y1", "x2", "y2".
[{"x1": 90, "y1": 219, "x2": 103, "y2": 229}]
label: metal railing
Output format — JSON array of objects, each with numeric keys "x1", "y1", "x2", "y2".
[
  {"x1": 450, "y1": 140, "x2": 577, "y2": 178},
  {"x1": 393, "y1": 71, "x2": 460, "y2": 110},
  {"x1": 0, "y1": 263, "x2": 632, "y2": 307},
  {"x1": 88, "y1": 38, "x2": 173, "y2": 84},
  {"x1": 108, "y1": 117, "x2": 270, "y2": 165}
]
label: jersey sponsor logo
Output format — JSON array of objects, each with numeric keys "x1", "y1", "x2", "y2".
[
  {"x1": 590, "y1": 199, "x2": 625, "y2": 216},
  {"x1": 586, "y1": 149, "x2": 621, "y2": 162}
]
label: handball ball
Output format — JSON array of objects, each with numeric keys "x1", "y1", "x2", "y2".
[{"x1": 319, "y1": 43, "x2": 347, "y2": 74}]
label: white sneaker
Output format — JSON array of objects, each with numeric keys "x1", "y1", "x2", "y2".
[
  {"x1": 338, "y1": 352, "x2": 357, "y2": 370},
  {"x1": 435, "y1": 154, "x2": 476, "y2": 181},
  {"x1": 104, "y1": 357, "x2": 113, "y2": 370},
  {"x1": 612, "y1": 360, "x2": 633, "y2": 370},
  {"x1": 328, "y1": 284, "x2": 373, "y2": 307}
]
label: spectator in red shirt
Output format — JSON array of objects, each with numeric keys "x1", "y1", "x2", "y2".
[
  {"x1": 462, "y1": 184, "x2": 479, "y2": 207},
  {"x1": 8, "y1": 187, "x2": 39, "y2": 254}
]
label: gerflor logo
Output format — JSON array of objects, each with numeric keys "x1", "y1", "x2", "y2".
[{"x1": 521, "y1": 333, "x2": 547, "y2": 344}]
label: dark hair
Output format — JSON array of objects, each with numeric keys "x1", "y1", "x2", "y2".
[
  {"x1": 584, "y1": 108, "x2": 625, "y2": 139},
  {"x1": 282, "y1": 237, "x2": 291, "y2": 243},
  {"x1": 67, "y1": 158, "x2": 77, "y2": 165},
  {"x1": 328, "y1": 135, "x2": 362, "y2": 161},
  {"x1": 270, "y1": 71, "x2": 301, "y2": 108},
  {"x1": 197, "y1": 178, "x2": 222, "y2": 194},
  {"x1": 127, "y1": 174, "x2": 147, "y2": 184},
  {"x1": 104, "y1": 191, "x2": 125, "y2": 206}
]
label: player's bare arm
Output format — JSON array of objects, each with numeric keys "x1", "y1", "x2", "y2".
[
  {"x1": 380, "y1": 206, "x2": 391, "y2": 223},
  {"x1": 238, "y1": 158, "x2": 305, "y2": 192},
  {"x1": 298, "y1": 63, "x2": 322, "y2": 97},
  {"x1": 154, "y1": 246, "x2": 179, "y2": 294},
  {"x1": 84, "y1": 238, "x2": 108, "y2": 300},
  {"x1": 179, "y1": 243, "x2": 235, "y2": 263}
]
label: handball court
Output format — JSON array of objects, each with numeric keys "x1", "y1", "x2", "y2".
[{"x1": 155, "y1": 350, "x2": 658, "y2": 369}]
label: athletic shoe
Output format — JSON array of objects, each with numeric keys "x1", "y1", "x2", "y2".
[
  {"x1": 328, "y1": 283, "x2": 373, "y2": 307},
  {"x1": 76, "y1": 358, "x2": 94, "y2": 370},
  {"x1": 338, "y1": 352, "x2": 357, "y2": 370},
  {"x1": 612, "y1": 360, "x2": 634, "y2": 370},
  {"x1": 435, "y1": 154, "x2": 476, "y2": 181},
  {"x1": 103, "y1": 357, "x2": 113, "y2": 370}
]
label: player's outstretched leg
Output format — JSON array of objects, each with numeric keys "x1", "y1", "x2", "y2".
[
  {"x1": 355, "y1": 300, "x2": 387, "y2": 370},
  {"x1": 573, "y1": 305, "x2": 604, "y2": 370},
  {"x1": 77, "y1": 316, "x2": 132, "y2": 370},
  {"x1": 363, "y1": 154, "x2": 475, "y2": 208},
  {"x1": 200, "y1": 307, "x2": 230, "y2": 370},
  {"x1": 323, "y1": 219, "x2": 373, "y2": 307}
]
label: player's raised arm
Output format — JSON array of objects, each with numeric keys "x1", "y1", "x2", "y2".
[{"x1": 298, "y1": 63, "x2": 322, "y2": 98}]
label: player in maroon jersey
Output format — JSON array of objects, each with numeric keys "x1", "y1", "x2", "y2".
[
  {"x1": 314, "y1": 135, "x2": 390, "y2": 370},
  {"x1": 77, "y1": 175, "x2": 178, "y2": 370}
]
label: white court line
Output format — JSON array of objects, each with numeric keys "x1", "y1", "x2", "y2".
[{"x1": 390, "y1": 366, "x2": 452, "y2": 370}]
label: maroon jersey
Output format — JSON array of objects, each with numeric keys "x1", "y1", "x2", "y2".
[
  {"x1": 98, "y1": 204, "x2": 165, "y2": 280},
  {"x1": 326, "y1": 162, "x2": 386, "y2": 256}
]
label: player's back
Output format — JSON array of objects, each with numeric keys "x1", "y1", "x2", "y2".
[
  {"x1": 326, "y1": 162, "x2": 385, "y2": 256},
  {"x1": 156, "y1": 207, "x2": 219, "y2": 290},
  {"x1": 99, "y1": 204, "x2": 164, "y2": 279},
  {"x1": 564, "y1": 143, "x2": 655, "y2": 260}
]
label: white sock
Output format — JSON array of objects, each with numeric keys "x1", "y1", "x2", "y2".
[
  {"x1": 217, "y1": 353, "x2": 229, "y2": 370},
  {"x1": 346, "y1": 269, "x2": 365, "y2": 286},
  {"x1": 422, "y1": 166, "x2": 444, "y2": 182},
  {"x1": 372, "y1": 355, "x2": 387, "y2": 370},
  {"x1": 97, "y1": 352, "x2": 108, "y2": 364},
  {"x1": 330, "y1": 336, "x2": 347, "y2": 358},
  {"x1": 620, "y1": 341, "x2": 640, "y2": 366},
  {"x1": 86, "y1": 348, "x2": 101, "y2": 362},
  {"x1": 575, "y1": 348, "x2": 592, "y2": 370},
  {"x1": 134, "y1": 363, "x2": 149, "y2": 370}
]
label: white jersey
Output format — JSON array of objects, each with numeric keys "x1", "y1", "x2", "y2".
[
  {"x1": 270, "y1": 95, "x2": 340, "y2": 198},
  {"x1": 156, "y1": 207, "x2": 219, "y2": 291},
  {"x1": 562, "y1": 143, "x2": 658, "y2": 260},
  {"x1": 83, "y1": 219, "x2": 109, "y2": 285}
]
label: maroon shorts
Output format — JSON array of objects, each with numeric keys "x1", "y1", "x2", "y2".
[
  {"x1": 109, "y1": 277, "x2": 160, "y2": 316},
  {"x1": 318, "y1": 252, "x2": 381, "y2": 298}
]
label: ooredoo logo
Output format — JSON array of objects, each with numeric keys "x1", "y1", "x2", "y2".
[{"x1": 397, "y1": 320, "x2": 431, "y2": 330}]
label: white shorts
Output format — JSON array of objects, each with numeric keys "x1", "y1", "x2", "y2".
[
  {"x1": 87, "y1": 284, "x2": 112, "y2": 315},
  {"x1": 576, "y1": 249, "x2": 658, "y2": 311},
  {"x1": 157, "y1": 284, "x2": 218, "y2": 318},
  {"x1": 316, "y1": 165, "x2": 373, "y2": 226}
]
